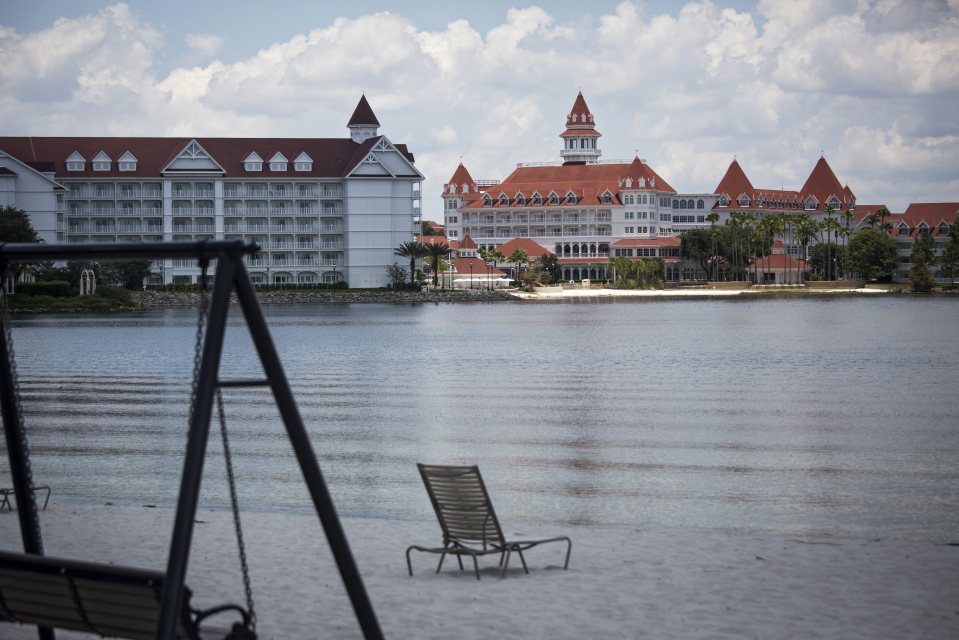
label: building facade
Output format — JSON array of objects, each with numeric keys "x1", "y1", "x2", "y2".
[
  {"x1": 441, "y1": 92, "x2": 717, "y2": 282},
  {"x1": 0, "y1": 96, "x2": 422, "y2": 288}
]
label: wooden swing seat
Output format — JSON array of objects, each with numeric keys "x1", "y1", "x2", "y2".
[{"x1": 0, "y1": 550, "x2": 251, "y2": 639}]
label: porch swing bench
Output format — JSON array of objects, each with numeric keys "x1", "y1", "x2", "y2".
[{"x1": 0, "y1": 550, "x2": 251, "y2": 639}]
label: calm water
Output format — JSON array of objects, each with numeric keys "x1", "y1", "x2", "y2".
[{"x1": 3, "y1": 297, "x2": 958, "y2": 542}]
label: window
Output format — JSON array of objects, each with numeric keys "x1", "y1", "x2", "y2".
[
  {"x1": 600, "y1": 192, "x2": 613, "y2": 204},
  {"x1": 532, "y1": 194, "x2": 543, "y2": 206},
  {"x1": 804, "y1": 198, "x2": 817, "y2": 210},
  {"x1": 516, "y1": 195, "x2": 527, "y2": 205},
  {"x1": 738, "y1": 196, "x2": 750, "y2": 207},
  {"x1": 625, "y1": 212, "x2": 634, "y2": 220},
  {"x1": 269, "y1": 153, "x2": 288, "y2": 171},
  {"x1": 482, "y1": 195, "x2": 492, "y2": 207},
  {"x1": 718, "y1": 195, "x2": 729, "y2": 207},
  {"x1": 697, "y1": 199, "x2": 705, "y2": 209},
  {"x1": 293, "y1": 152, "x2": 312, "y2": 172},
  {"x1": 549, "y1": 193, "x2": 560, "y2": 205},
  {"x1": 118, "y1": 151, "x2": 137, "y2": 172},
  {"x1": 672, "y1": 199, "x2": 679, "y2": 208},
  {"x1": 244, "y1": 152, "x2": 264, "y2": 172}
]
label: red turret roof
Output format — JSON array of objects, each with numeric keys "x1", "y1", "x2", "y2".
[
  {"x1": 347, "y1": 95, "x2": 380, "y2": 127},
  {"x1": 714, "y1": 159, "x2": 754, "y2": 198},
  {"x1": 561, "y1": 91, "x2": 601, "y2": 137},
  {"x1": 800, "y1": 156, "x2": 848, "y2": 210},
  {"x1": 459, "y1": 234, "x2": 478, "y2": 249},
  {"x1": 445, "y1": 163, "x2": 477, "y2": 194}
]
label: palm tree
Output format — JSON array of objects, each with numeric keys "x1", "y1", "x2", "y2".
[
  {"x1": 794, "y1": 213, "x2": 818, "y2": 282},
  {"x1": 394, "y1": 240, "x2": 426, "y2": 288},
  {"x1": 508, "y1": 248, "x2": 529, "y2": 283},
  {"x1": 706, "y1": 212, "x2": 720, "y2": 281},
  {"x1": 424, "y1": 241, "x2": 452, "y2": 287}
]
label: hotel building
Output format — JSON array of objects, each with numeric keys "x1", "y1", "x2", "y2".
[{"x1": 0, "y1": 96, "x2": 423, "y2": 288}]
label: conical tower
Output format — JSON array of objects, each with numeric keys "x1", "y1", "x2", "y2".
[
  {"x1": 347, "y1": 94, "x2": 380, "y2": 143},
  {"x1": 560, "y1": 91, "x2": 602, "y2": 165}
]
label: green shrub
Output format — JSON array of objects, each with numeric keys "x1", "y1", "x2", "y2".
[
  {"x1": 17, "y1": 280, "x2": 71, "y2": 297},
  {"x1": 94, "y1": 285, "x2": 132, "y2": 303}
]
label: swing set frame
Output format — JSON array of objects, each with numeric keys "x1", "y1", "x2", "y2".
[{"x1": 0, "y1": 240, "x2": 383, "y2": 640}]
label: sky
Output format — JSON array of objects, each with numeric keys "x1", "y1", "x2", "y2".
[{"x1": 1, "y1": 0, "x2": 957, "y2": 214}]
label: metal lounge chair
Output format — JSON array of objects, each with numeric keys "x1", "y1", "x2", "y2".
[{"x1": 406, "y1": 463, "x2": 572, "y2": 580}]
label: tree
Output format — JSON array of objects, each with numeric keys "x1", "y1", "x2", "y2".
[
  {"x1": 385, "y1": 264, "x2": 407, "y2": 289},
  {"x1": 939, "y1": 222, "x2": 959, "y2": 281},
  {"x1": 420, "y1": 221, "x2": 437, "y2": 236},
  {"x1": 908, "y1": 230, "x2": 937, "y2": 292},
  {"x1": 508, "y1": 249, "x2": 529, "y2": 282},
  {"x1": 423, "y1": 241, "x2": 451, "y2": 287},
  {"x1": 99, "y1": 260, "x2": 152, "y2": 290},
  {"x1": 847, "y1": 228, "x2": 898, "y2": 282},
  {"x1": 808, "y1": 243, "x2": 845, "y2": 280},
  {"x1": 0, "y1": 205, "x2": 40, "y2": 243},
  {"x1": 680, "y1": 227, "x2": 719, "y2": 280},
  {"x1": 538, "y1": 254, "x2": 559, "y2": 284},
  {"x1": 394, "y1": 240, "x2": 426, "y2": 288}
]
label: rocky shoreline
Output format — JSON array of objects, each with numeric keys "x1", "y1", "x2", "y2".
[{"x1": 131, "y1": 288, "x2": 516, "y2": 308}]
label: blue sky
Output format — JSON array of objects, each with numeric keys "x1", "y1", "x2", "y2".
[{"x1": 2, "y1": 1, "x2": 957, "y2": 212}]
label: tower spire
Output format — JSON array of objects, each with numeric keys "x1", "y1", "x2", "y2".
[{"x1": 560, "y1": 91, "x2": 602, "y2": 165}]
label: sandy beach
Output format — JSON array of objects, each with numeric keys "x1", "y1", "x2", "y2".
[
  {"x1": 2, "y1": 502, "x2": 957, "y2": 639},
  {"x1": 510, "y1": 286, "x2": 889, "y2": 300}
]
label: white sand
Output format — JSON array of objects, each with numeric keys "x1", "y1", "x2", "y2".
[
  {"x1": 2, "y1": 503, "x2": 957, "y2": 639},
  {"x1": 510, "y1": 287, "x2": 888, "y2": 299}
]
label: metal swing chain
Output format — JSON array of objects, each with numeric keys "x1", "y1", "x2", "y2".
[
  {"x1": 0, "y1": 267, "x2": 43, "y2": 554},
  {"x1": 190, "y1": 260, "x2": 256, "y2": 633}
]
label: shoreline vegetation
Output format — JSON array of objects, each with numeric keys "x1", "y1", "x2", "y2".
[{"x1": 7, "y1": 281, "x2": 958, "y2": 313}]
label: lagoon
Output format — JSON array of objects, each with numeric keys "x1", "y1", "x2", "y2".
[{"x1": 4, "y1": 297, "x2": 959, "y2": 542}]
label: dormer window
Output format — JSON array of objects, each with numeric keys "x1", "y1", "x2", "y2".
[
  {"x1": 566, "y1": 191, "x2": 578, "y2": 204},
  {"x1": 462, "y1": 183, "x2": 470, "y2": 194},
  {"x1": 738, "y1": 195, "x2": 750, "y2": 207},
  {"x1": 498, "y1": 193, "x2": 509, "y2": 206},
  {"x1": 293, "y1": 152, "x2": 312, "y2": 172},
  {"x1": 269, "y1": 152, "x2": 288, "y2": 172},
  {"x1": 600, "y1": 191, "x2": 613, "y2": 205},
  {"x1": 848, "y1": 197, "x2": 856, "y2": 209},
  {"x1": 482, "y1": 194, "x2": 492, "y2": 207},
  {"x1": 718, "y1": 195, "x2": 730, "y2": 207},
  {"x1": 938, "y1": 222, "x2": 951, "y2": 235},
  {"x1": 917, "y1": 222, "x2": 930, "y2": 233},
  {"x1": 804, "y1": 197, "x2": 818, "y2": 211},
  {"x1": 516, "y1": 193, "x2": 527, "y2": 206},
  {"x1": 531, "y1": 192, "x2": 543, "y2": 206},
  {"x1": 92, "y1": 151, "x2": 111, "y2": 172},
  {"x1": 244, "y1": 152, "x2": 263, "y2": 172},
  {"x1": 117, "y1": 151, "x2": 137, "y2": 172},
  {"x1": 549, "y1": 192, "x2": 560, "y2": 205},
  {"x1": 897, "y1": 223, "x2": 911, "y2": 236},
  {"x1": 66, "y1": 151, "x2": 85, "y2": 172}
]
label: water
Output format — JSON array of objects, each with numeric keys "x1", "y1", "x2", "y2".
[{"x1": 3, "y1": 297, "x2": 958, "y2": 542}]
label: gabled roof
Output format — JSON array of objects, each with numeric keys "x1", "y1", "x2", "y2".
[
  {"x1": 416, "y1": 235, "x2": 452, "y2": 248},
  {"x1": 459, "y1": 234, "x2": 478, "y2": 249},
  {"x1": 497, "y1": 237, "x2": 553, "y2": 258},
  {"x1": 348, "y1": 95, "x2": 380, "y2": 127},
  {"x1": 446, "y1": 257, "x2": 507, "y2": 277},
  {"x1": 885, "y1": 202, "x2": 959, "y2": 237}
]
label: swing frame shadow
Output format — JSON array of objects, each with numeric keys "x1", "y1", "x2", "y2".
[{"x1": 0, "y1": 240, "x2": 383, "y2": 640}]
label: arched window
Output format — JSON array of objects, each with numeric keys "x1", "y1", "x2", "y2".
[
  {"x1": 672, "y1": 199, "x2": 679, "y2": 208},
  {"x1": 679, "y1": 200, "x2": 687, "y2": 209},
  {"x1": 697, "y1": 200, "x2": 704, "y2": 209}
]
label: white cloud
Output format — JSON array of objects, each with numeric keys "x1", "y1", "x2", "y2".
[
  {"x1": 0, "y1": 1, "x2": 957, "y2": 210},
  {"x1": 185, "y1": 33, "x2": 224, "y2": 57}
]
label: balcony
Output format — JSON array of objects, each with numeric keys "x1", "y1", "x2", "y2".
[
  {"x1": 321, "y1": 224, "x2": 343, "y2": 233},
  {"x1": 172, "y1": 225, "x2": 215, "y2": 234},
  {"x1": 320, "y1": 241, "x2": 344, "y2": 250},
  {"x1": 173, "y1": 208, "x2": 215, "y2": 217},
  {"x1": 321, "y1": 186, "x2": 344, "y2": 198}
]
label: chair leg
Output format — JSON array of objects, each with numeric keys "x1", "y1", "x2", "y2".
[
  {"x1": 516, "y1": 547, "x2": 529, "y2": 574},
  {"x1": 406, "y1": 547, "x2": 415, "y2": 576},
  {"x1": 500, "y1": 549, "x2": 511, "y2": 577},
  {"x1": 435, "y1": 552, "x2": 447, "y2": 573},
  {"x1": 456, "y1": 554, "x2": 465, "y2": 571},
  {"x1": 472, "y1": 555, "x2": 481, "y2": 580},
  {"x1": 563, "y1": 538, "x2": 572, "y2": 569}
]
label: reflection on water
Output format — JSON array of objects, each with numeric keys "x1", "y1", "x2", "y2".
[{"x1": 3, "y1": 298, "x2": 959, "y2": 541}]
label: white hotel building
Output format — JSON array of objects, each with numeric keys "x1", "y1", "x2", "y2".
[
  {"x1": 0, "y1": 96, "x2": 423, "y2": 287},
  {"x1": 442, "y1": 92, "x2": 718, "y2": 282}
]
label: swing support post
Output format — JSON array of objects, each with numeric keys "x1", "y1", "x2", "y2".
[{"x1": 0, "y1": 241, "x2": 384, "y2": 640}]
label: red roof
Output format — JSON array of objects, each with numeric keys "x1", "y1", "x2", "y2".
[
  {"x1": 464, "y1": 158, "x2": 675, "y2": 210},
  {"x1": 885, "y1": 202, "x2": 958, "y2": 237},
  {"x1": 459, "y1": 234, "x2": 478, "y2": 249},
  {"x1": 750, "y1": 254, "x2": 807, "y2": 270},
  {"x1": 447, "y1": 257, "x2": 506, "y2": 276},
  {"x1": 497, "y1": 237, "x2": 553, "y2": 258},
  {"x1": 0, "y1": 135, "x2": 414, "y2": 178},
  {"x1": 415, "y1": 235, "x2": 452, "y2": 247},
  {"x1": 564, "y1": 92, "x2": 599, "y2": 133},
  {"x1": 800, "y1": 156, "x2": 851, "y2": 211},
  {"x1": 714, "y1": 159, "x2": 754, "y2": 199},
  {"x1": 444, "y1": 163, "x2": 478, "y2": 195},
  {"x1": 347, "y1": 95, "x2": 380, "y2": 127}
]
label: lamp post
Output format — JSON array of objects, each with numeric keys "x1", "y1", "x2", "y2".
[
  {"x1": 469, "y1": 263, "x2": 473, "y2": 289},
  {"x1": 486, "y1": 261, "x2": 493, "y2": 291}
]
